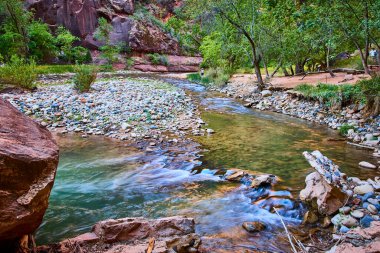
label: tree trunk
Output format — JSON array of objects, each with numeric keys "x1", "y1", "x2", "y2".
[
  {"x1": 254, "y1": 59, "x2": 264, "y2": 90},
  {"x1": 376, "y1": 47, "x2": 380, "y2": 65},
  {"x1": 295, "y1": 61, "x2": 305, "y2": 74},
  {"x1": 282, "y1": 67, "x2": 290, "y2": 76},
  {"x1": 357, "y1": 46, "x2": 370, "y2": 74},
  {"x1": 290, "y1": 66, "x2": 295, "y2": 76},
  {"x1": 270, "y1": 63, "x2": 281, "y2": 78},
  {"x1": 326, "y1": 46, "x2": 335, "y2": 77}
]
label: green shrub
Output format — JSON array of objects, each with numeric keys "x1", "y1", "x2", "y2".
[
  {"x1": 187, "y1": 68, "x2": 229, "y2": 87},
  {"x1": 0, "y1": 55, "x2": 37, "y2": 89},
  {"x1": 294, "y1": 83, "x2": 362, "y2": 109},
  {"x1": 125, "y1": 58, "x2": 135, "y2": 70},
  {"x1": 358, "y1": 77, "x2": 380, "y2": 116},
  {"x1": 339, "y1": 124, "x2": 355, "y2": 136},
  {"x1": 73, "y1": 65, "x2": 97, "y2": 92},
  {"x1": 147, "y1": 53, "x2": 169, "y2": 66}
]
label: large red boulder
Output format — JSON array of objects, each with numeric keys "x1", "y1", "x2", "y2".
[{"x1": 0, "y1": 99, "x2": 59, "y2": 244}]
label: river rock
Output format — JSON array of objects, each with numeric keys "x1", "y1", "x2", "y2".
[
  {"x1": 250, "y1": 174, "x2": 277, "y2": 188},
  {"x1": 41, "y1": 216, "x2": 200, "y2": 253},
  {"x1": 354, "y1": 184, "x2": 375, "y2": 195},
  {"x1": 341, "y1": 215, "x2": 359, "y2": 228},
  {"x1": 242, "y1": 221, "x2": 266, "y2": 233},
  {"x1": 261, "y1": 90, "x2": 272, "y2": 97},
  {"x1": 367, "y1": 204, "x2": 378, "y2": 214},
  {"x1": 351, "y1": 210, "x2": 365, "y2": 219},
  {"x1": 300, "y1": 172, "x2": 347, "y2": 215},
  {"x1": 331, "y1": 221, "x2": 380, "y2": 253},
  {"x1": 92, "y1": 216, "x2": 195, "y2": 243},
  {"x1": 0, "y1": 99, "x2": 59, "y2": 245},
  {"x1": 359, "y1": 161, "x2": 377, "y2": 169},
  {"x1": 339, "y1": 206, "x2": 351, "y2": 214}
]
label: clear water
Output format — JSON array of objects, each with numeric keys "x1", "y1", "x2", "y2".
[{"x1": 36, "y1": 77, "x2": 378, "y2": 252}]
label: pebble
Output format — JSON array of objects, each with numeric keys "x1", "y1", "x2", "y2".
[
  {"x1": 354, "y1": 184, "x2": 375, "y2": 195},
  {"x1": 339, "y1": 225, "x2": 350, "y2": 233},
  {"x1": 350, "y1": 210, "x2": 364, "y2": 219},
  {"x1": 367, "y1": 204, "x2": 378, "y2": 214},
  {"x1": 339, "y1": 206, "x2": 351, "y2": 214},
  {"x1": 341, "y1": 215, "x2": 359, "y2": 228},
  {"x1": 360, "y1": 215, "x2": 374, "y2": 228}
]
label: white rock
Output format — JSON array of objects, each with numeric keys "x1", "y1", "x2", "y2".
[
  {"x1": 359, "y1": 161, "x2": 377, "y2": 169},
  {"x1": 350, "y1": 210, "x2": 364, "y2": 219},
  {"x1": 261, "y1": 90, "x2": 272, "y2": 97},
  {"x1": 353, "y1": 184, "x2": 374, "y2": 195}
]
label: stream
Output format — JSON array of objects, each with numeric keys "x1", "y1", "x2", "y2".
[{"x1": 36, "y1": 76, "x2": 378, "y2": 252}]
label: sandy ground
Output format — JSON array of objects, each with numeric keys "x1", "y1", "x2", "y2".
[{"x1": 231, "y1": 72, "x2": 371, "y2": 89}]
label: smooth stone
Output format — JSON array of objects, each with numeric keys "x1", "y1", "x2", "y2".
[
  {"x1": 339, "y1": 225, "x2": 350, "y2": 233},
  {"x1": 354, "y1": 184, "x2": 375, "y2": 195},
  {"x1": 350, "y1": 210, "x2": 364, "y2": 219},
  {"x1": 341, "y1": 215, "x2": 359, "y2": 228},
  {"x1": 242, "y1": 222, "x2": 266, "y2": 233},
  {"x1": 367, "y1": 204, "x2": 378, "y2": 214},
  {"x1": 368, "y1": 198, "x2": 379, "y2": 205},
  {"x1": 362, "y1": 192, "x2": 375, "y2": 202},
  {"x1": 206, "y1": 128, "x2": 215, "y2": 134},
  {"x1": 360, "y1": 215, "x2": 374, "y2": 228},
  {"x1": 339, "y1": 206, "x2": 351, "y2": 215},
  {"x1": 359, "y1": 161, "x2": 377, "y2": 169},
  {"x1": 331, "y1": 214, "x2": 344, "y2": 226}
]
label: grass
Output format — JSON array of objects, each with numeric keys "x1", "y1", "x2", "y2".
[
  {"x1": 339, "y1": 124, "x2": 355, "y2": 136},
  {"x1": 147, "y1": 53, "x2": 169, "y2": 66},
  {"x1": 35, "y1": 65, "x2": 77, "y2": 74},
  {"x1": 294, "y1": 83, "x2": 362, "y2": 108}
]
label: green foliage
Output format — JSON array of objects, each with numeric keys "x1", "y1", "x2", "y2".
[
  {"x1": 73, "y1": 65, "x2": 97, "y2": 92},
  {"x1": 187, "y1": 73, "x2": 210, "y2": 85},
  {"x1": 27, "y1": 21, "x2": 56, "y2": 62},
  {"x1": 295, "y1": 83, "x2": 362, "y2": 108},
  {"x1": 125, "y1": 58, "x2": 135, "y2": 70},
  {"x1": 147, "y1": 53, "x2": 169, "y2": 66},
  {"x1": 0, "y1": 55, "x2": 37, "y2": 89},
  {"x1": 94, "y1": 18, "x2": 119, "y2": 66},
  {"x1": 187, "y1": 68, "x2": 229, "y2": 87},
  {"x1": 55, "y1": 26, "x2": 91, "y2": 64},
  {"x1": 357, "y1": 77, "x2": 380, "y2": 116},
  {"x1": 339, "y1": 124, "x2": 355, "y2": 136}
]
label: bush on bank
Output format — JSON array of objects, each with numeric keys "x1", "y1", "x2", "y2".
[
  {"x1": 73, "y1": 65, "x2": 98, "y2": 93},
  {"x1": 295, "y1": 77, "x2": 380, "y2": 116},
  {"x1": 0, "y1": 55, "x2": 37, "y2": 89}
]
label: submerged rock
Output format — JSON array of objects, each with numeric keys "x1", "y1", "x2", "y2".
[
  {"x1": 359, "y1": 161, "x2": 377, "y2": 169},
  {"x1": 0, "y1": 99, "x2": 59, "y2": 246},
  {"x1": 251, "y1": 174, "x2": 277, "y2": 188}
]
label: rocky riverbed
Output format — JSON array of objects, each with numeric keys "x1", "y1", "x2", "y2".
[{"x1": 2, "y1": 77, "x2": 207, "y2": 142}]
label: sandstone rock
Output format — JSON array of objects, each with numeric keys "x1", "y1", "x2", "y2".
[
  {"x1": 0, "y1": 99, "x2": 59, "y2": 243},
  {"x1": 359, "y1": 161, "x2": 377, "y2": 169},
  {"x1": 331, "y1": 221, "x2": 380, "y2": 253},
  {"x1": 42, "y1": 216, "x2": 200, "y2": 253},
  {"x1": 92, "y1": 216, "x2": 195, "y2": 243},
  {"x1": 300, "y1": 172, "x2": 348, "y2": 215}
]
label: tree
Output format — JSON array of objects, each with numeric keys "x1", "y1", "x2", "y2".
[
  {"x1": 0, "y1": 0, "x2": 31, "y2": 58},
  {"x1": 185, "y1": 0, "x2": 266, "y2": 89},
  {"x1": 94, "y1": 17, "x2": 120, "y2": 65}
]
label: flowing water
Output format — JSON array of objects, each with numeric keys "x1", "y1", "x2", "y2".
[{"x1": 36, "y1": 76, "x2": 378, "y2": 252}]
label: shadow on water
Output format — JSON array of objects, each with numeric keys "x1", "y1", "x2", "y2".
[{"x1": 37, "y1": 76, "x2": 378, "y2": 252}]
